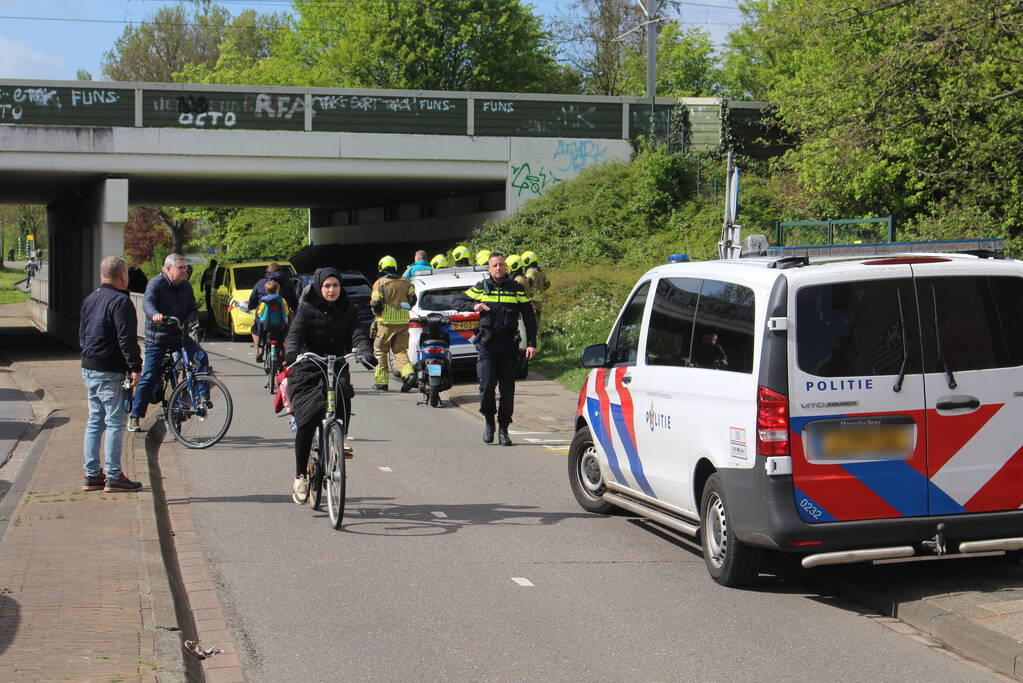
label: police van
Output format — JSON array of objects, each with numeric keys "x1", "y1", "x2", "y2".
[
  {"x1": 400, "y1": 267, "x2": 529, "y2": 377},
  {"x1": 569, "y1": 239, "x2": 1023, "y2": 586}
]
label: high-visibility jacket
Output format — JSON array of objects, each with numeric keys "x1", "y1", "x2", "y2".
[
  {"x1": 453, "y1": 276, "x2": 537, "y2": 347},
  {"x1": 371, "y1": 275, "x2": 415, "y2": 325},
  {"x1": 513, "y1": 273, "x2": 533, "y2": 299},
  {"x1": 525, "y1": 266, "x2": 549, "y2": 303}
]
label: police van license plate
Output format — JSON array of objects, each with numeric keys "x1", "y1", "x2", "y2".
[
  {"x1": 450, "y1": 320, "x2": 475, "y2": 331},
  {"x1": 427, "y1": 363, "x2": 443, "y2": 377},
  {"x1": 805, "y1": 416, "x2": 915, "y2": 462}
]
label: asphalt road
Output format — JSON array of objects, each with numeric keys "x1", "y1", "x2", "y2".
[{"x1": 169, "y1": 334, "x2": 998, "y2": 681}]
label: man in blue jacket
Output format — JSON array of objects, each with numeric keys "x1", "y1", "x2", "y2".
[
  {"x1": 402, "y1": 250, "x2": 432, "y2": 279},
  {"x1": 79, "y1": 256, "x2": 143, "y2": 492},
  {"x1": 128, "y1": 254, "x2": 209, "y2": 432}
]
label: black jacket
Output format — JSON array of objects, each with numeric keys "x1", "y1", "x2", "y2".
[
  {"x1": 248, "y1": 272, "x2": 298, "y2": 313},
  {"x1": 453, "y1": 275, "x2": 537, "y2": 348},
  {"x1": 79, "y1": 283, "x2": 142, "y2": 373},
  {"x1": 142, "y1": 272, "x2": 198, "y2": 347},
  {"x1": 285, "y1": 268, "x2": 372, "y2": 428}
]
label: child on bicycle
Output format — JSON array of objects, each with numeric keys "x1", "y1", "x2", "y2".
[{"x1": 254, "y1": 280, "x2": 289, "y2": 363}]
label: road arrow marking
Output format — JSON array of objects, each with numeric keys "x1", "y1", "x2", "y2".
[
  {"x1": 378, "y1": 466, "x2": 392, "y2": 472},
  {"x1": 511, "y1": 577, "x2": 534, "y2": 587}
]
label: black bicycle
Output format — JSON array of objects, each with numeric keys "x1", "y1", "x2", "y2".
[
  {"x1": 262, "y1": 328, "x2": 286, "y2": 394},
  {"x1": 159, "y1": 316, "x2": 234, "y2": 449},
  {"x1": 292, "y1": 351, "x2": 362, "y2": 529}
]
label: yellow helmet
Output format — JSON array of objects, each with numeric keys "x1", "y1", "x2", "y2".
[
  {"x1": 474, "y1": 249, "x2": 492, "y2": 266},
  {"x1": 452, "y1": 245, "x2": 470, "y2": 262},
  {"x1": 430, "y1": 254, "x2": 450, "y2": 269},
  {"x1": 506, "y1": 254, "x2": 522, "y2": 272},
  {"x1": 378, "y1": 255, "x2": 398, "y2": 272},
  {"x1": 520, "y1": 250, "x2": 537, "y2": 268}
]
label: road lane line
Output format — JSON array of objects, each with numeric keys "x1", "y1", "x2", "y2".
[
  {"x1": 543, "y1": 446, "x2": 569, "y2": 453},
  {"x1": 378, "y1": 467, "x2": 392, "y2": 472},
  {"x1": 511, "y1": 577, "x2": 534, "y2": 587},
  {"x1": 431, "y1": 511, "x2": 448, "y2": 518},
  {"x1": 523, "y1": 437, "x2": 570, "y2": 443}
]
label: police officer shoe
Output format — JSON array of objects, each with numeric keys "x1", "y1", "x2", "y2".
[
  {"x1": 483, "y1": 418, "x2": 495, "y2": 444},
  {"x1": 498, "y1": 426, "x2": 513, "y2": 446}
]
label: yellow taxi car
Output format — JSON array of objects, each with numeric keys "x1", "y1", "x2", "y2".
[{"x1": 209, "y1": 260, "x2": 295, "y2": 338}]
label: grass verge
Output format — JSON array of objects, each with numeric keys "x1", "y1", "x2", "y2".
[{"x1": 0, "y1": 265, "x2": 29, "y2": 304}]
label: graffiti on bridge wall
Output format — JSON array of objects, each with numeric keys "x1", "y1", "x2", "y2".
[{"x1": 510, "y1": 138, "x2": 611, "y2": 200}]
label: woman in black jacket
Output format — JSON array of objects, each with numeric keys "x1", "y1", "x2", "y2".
[{"x1": 284, "y1": 267, "x2": 373, "y2": 503}]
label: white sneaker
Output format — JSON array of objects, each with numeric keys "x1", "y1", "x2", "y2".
[{"x1": 292, "y1": 475, "x2": 308, "y2": 504}]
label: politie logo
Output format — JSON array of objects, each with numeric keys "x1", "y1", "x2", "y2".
[{"x1": 646, "y1": 403, "x2": 671, "y2": 432}]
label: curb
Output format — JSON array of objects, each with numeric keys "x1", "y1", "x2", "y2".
[{"x1": 820, "y1": 575, "x2": 1023, "y2": 680}]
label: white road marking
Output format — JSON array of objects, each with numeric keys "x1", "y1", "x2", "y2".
[
  {"x1": 543, "y1": 446, "x2": 569, "y2": 453},
  {"x1": 430, "y1": 511, "x2": 448, "y2": 518},
  {"x1": 523, "y1": 437, "x2": 570, "y2": 443},
  {"x1": 378, "y1": 467, "x2": 393, "y2": 472},
  {"x1": 509, "y1": 430, "x2": 556, "y2": 435},
  {"x1": 511, "y1": 577, "x2": 534, "y2": 587}
]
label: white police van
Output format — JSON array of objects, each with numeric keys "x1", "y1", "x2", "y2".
[
  {"x1": 397, "y1": 266, "x2": 529, "y2": 377},
  {"x1": 569, "y1": 239, "x2": 1023, "y2": 586}
]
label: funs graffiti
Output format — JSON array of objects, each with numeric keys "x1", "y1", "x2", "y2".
[
  {"x1": 511, "y1": 163, "x2": 562, "y2": 198},
  {"x1": 0, "y1": 86, "x2": 121, "y2": 120},
  {"x1": 312, "y1": 95, "x2": 456, "y2": 114},
  {"x1": 553, "y1": 139, "x2": 608, "y2": 172}
]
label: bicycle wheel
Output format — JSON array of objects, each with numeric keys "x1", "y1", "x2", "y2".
[
  {"x1": 165, "y1": 374, "x2": 233, "y2": 449},
  {"x1": 325, "y1": 421, "x2": 347, "y2": 529},
  {"x1": 307, "y1": 426, "x2": 322, "y2": 510},
  {"x1": 268, "y1": 345, "x2": 281, "y2": 394}
]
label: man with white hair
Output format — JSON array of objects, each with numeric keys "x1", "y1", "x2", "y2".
[{"x1": 128, "y1": 253, "x2": 209, "y2": 432}]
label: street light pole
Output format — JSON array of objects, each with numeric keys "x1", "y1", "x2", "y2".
[{"x1": 637, "y1": 0, "x2": 662, "y2": 134}]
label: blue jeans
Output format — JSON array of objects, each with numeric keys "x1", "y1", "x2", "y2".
[
  {"x1": 82, "y1": 369, "x2": 126, "y2": 478},
  {"x1": 131, "y1": 339, "x2": 210, "y2": 419}
]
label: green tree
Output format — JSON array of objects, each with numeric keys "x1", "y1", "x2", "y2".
[
  {"x1": 101, "y1": 0, "x2": 231, "y2": 82},
  {"x1": 622, "y1": 23, "x2": 720, "y2": 97},
  {"x1": 720, "y1": 0, "x2": 1023, "y2": 235},
  {"x1": 202, "y1": 208, "x2": 308, "y2": 260},
  {"x1": 552, "y1": 0, "x2": 646, "y2": 96},
  {"x1": 185, "y1": 0, "x2": 564, "y2": 92}
]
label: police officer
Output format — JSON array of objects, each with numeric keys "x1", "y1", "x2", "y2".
[
  {"x1": 452, "y1": 245, "x2": 471, "y2": 267},
  {"x1": 521, "y1": 250, "x2": 549, "y2": 347},
  {"x1": 454, "y1": 253, "x2": 537, "y2": 446},
  {"x1": 370, "y1": 256, "x2": 417, "y2": 392}
]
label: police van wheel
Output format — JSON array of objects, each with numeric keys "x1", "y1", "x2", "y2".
[
  {"x1": 700, "y1": 473, "x2": 759, "y2": 587},
  {"x1": 568, "y1": 427, "x2": 615, "y2": 514}
]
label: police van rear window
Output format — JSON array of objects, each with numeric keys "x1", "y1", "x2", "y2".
[
  {"x1": 796, "y1": 279, "x2": 920, "y2": 378},
  {"x1": 419, "y1": 287, "x2": 467, "y2": 311}
]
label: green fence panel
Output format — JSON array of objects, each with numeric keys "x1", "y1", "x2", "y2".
[
  {"x1": 628, "y1": 103, "x2": 674, "y2": 140},
  {"x1": 0, "y1": 84, "x2": 134, "y2": 126},
  {"x1": 142, "y1": 90, "x2": 305, "y2": 130},
  {"x1": 687, "y1": 103, "x2": 720, "y2": 151},
  {"x1": 311, "y1": 93, "x2": 466, "y2": 134},
  {"x1": 474, "y1": 99, "x2": 622, "y2": 138}
]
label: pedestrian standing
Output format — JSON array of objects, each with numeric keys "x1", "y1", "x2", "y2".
[
  {"x1": 454, "y1": 253, "x2": 537, "y2": 446},
  {"x1": 402, "y1": 250, "x2": 432, "y2": 279},
  {"x1": 79, "y1": 256, "x2": 143, "y2": 492},
  {"x1": 370, "y1": 256, "x2": 417, "y2": 391}
]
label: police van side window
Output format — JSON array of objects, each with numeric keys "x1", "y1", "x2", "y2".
[
  {"x1": 609, "y1": 281, "x2": 651, "y2": 366},
  {"x1": 692, "y1": 280, "x2": 755, "y2": 373},
  {"x1": 796, "y1": 279, "x2": 920, "y2": 377},
  {"x1": 645, "y1": 277, "x2": 701, "y2": 367},
  {"x1": 917, "y1": 275, "x2": 1023, "y2": 372}
]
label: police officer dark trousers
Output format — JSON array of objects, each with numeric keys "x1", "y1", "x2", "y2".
[{"x1": 454, "y1": 253, "x2": 537, "y2": 446}]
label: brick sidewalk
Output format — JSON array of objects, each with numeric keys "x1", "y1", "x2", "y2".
[{"x1": 0, "y1": 303, "x2": 185, "y2": 681}]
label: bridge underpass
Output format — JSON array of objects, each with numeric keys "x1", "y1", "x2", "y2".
[{"x1": 1, "y1": 79, "x2": 763, "y2": 343}]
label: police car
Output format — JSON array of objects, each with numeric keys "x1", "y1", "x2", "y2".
[
  {"x1": 399, "y1": 266, "x2": 529, "y2": 378},
  {"x1": 569, "y1": 239, "x2": 1023, "y2": 586}
]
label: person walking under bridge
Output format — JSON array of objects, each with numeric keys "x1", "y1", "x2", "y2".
[{"x1": 371, "y1": 256, "x2": 417, "y2": 392}]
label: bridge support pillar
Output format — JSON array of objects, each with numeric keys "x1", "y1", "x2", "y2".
[{"x1": 45, "y1": 178, "x2": 128, "y2": 345}]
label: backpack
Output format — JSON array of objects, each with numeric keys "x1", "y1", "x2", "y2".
[{"x1": 258, "y1": 294, "x2": 287, "y2": 329}]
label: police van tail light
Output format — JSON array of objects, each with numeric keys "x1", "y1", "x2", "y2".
[
  {"x1": 409, "y1": 321, "x2": 423, "y2": 328},
  {"x1": 757, "y1": 386, "x2": 790, "y2": 456}
]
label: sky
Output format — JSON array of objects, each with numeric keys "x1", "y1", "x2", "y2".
[{"x1": 0, "y1": 0, "x2": 744, "y2": 82}]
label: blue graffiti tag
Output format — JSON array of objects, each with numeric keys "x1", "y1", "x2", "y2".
[{"x1": 553, "y1": 139, "x2": 608, "y2": 172}]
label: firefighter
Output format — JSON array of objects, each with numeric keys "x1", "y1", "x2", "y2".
[
  {"x1": 430, "y1": 254, "x2": 450, "y2": 270},
  {"x1": 452, "y1": 245, "x2": 471, "y2": 267},
  {"x1": 507, "y1": 254, "x2": 533, "y2": 299},
  {"x1": 474, "y1": 249, "x2": 491, "y2": 267},
  {"x1": 521, "y1": 250, "x2": 549, "y2": 347},
  {"x1": 453, "y1": 253, "x2": 537, "y2": 446},
  {"x1": 370, "y1": 255, "x2": 417, "y2": 392}
]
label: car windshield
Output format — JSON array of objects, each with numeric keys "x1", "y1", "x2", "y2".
[
  {"x1": 342, "y1": 276, "x2": 371, "y2": 297},
  {"x1": 234, "y1": 265, "x2": 294, "y2": 290},
  {"x1": 418, "y1": 286, "x2": 467, "y2": 311}
]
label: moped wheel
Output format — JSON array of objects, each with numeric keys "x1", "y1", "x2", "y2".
[
  {"x1": 428, "y1": 385, "x2": 440, "y2": 407},
  {"x1": 307, "y1": 427, "x2": 322, "y2": 510},
  {"x1": 326, "y1": 422, "x2": 346, "y2": 529},
  {"x1": 165, "y1": 374, "x2": 233, "y2": 449}
]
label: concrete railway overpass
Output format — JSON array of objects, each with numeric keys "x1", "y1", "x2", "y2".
[{"x1": 0, "y1": 79, "x2": 769, "y2": 341}]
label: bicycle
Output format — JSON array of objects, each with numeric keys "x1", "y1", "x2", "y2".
[
  {"x1": 262, "y1": 328, "x2": 286, "y2": 394},
  {"x1": 292, "y1": 350, "x2": 362, "y2": 529},
  {"x1": 159, "y1": 316, "x2": 234, "y2": 448}
]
